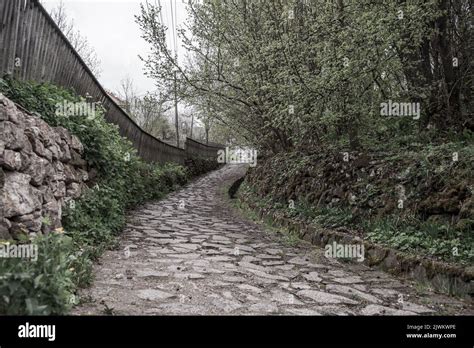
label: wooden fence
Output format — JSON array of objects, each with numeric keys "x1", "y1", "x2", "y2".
[
  {"x1": 0, "y1": 0, "x2": 223, "y2": 164},
  {"x1": 185, "y1": 138, "x2": 225, "y2": 159}
]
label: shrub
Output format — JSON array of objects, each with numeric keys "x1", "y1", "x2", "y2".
[
  {"x1": 0, "y1": 78, "x2": 188, "y2": 314},
  {"x1": 0, "y1": 234, "x2": 77, "y2": 315}
]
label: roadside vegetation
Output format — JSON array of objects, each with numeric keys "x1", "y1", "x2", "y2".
[
  {"x1": 241, "y1": 144, "x2": 473, "y2": 266},
  {"x1": 135, "y1": 1, "x2": 472, "y2": 269},
  {"x1": 0, "y1": 78, "x2": 188, "y2": 314}
]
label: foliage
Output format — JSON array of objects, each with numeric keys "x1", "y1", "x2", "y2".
[
  {"x1": 0, "y1": 234, "x2": 77, "y2": 315},
  {"x1": 0, "y1": 78, "x2": 188, "y2": 314},
  {"x1": 136, "y1": 0, "x2": 472, "y2": 153},
  {"x1": 365, "y1": 217, "x2": 472, "y2": 264},
  {"x1": 241, "y1": 182, "x2": 473, "y2": 264},
  {"x1": 136, "y1": 0, "x2": 472, "y2": 267}
]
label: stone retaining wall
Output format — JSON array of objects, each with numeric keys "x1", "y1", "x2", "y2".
[
  {"x1": 0, "y1": 94, "x2": 88, "y2": 239},
  {"x1": 239, "y1": 188, "x2": 473, "y2": 298}
]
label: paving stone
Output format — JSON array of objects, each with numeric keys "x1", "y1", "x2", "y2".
[
  {"x1": 136, "y1": 270, "x2": 170, "y2": 278},
  {"x1": 288, "y1": 256, "x2": 312, "y2": 265},
  {"x1": 222, "y1": 276, "x2": 247, "y2": 283},
  {"x1": 401, "y1": 302, "x2": 435, "y2": 314},
  {"x1": 278, "y1": 270, "x2": 300, "y2": 279},
  {"x1": 262, "y1": 260, "x2": 285, "y2": 266},
  {"x1": 179, "y1": 244, "x2": 201, "y2": 250},
  {"x1": 296, "y1": 290, "x2": 358, "y2": 304},
  {"x1": 361, "y1": 304, "x2": 415, "y2": 316},
  {"x1": 136, "y1": 289, "x2": 175, "y2": 301},
  {"x1": 255, "y1": 254, "x2": 282, "y2": 260},
  {"x1": 326, "y1": 284, "x2": 382, "y2": 304},
  {"x1": 248, "y1": 302, "x2": 279, "y2": 313},
  {"x1": 332, "y1": 276, "x2": 364, "y2": 284},
  {"x1": 174, "y1": 273, "x2": 206, "y2": 280},
  {"x1": 290, "y1": 282, "x2": 312, "y2": 290},
  {"x1": 371, "y1": 288, "x2": 399, "y2": 297},
  {"x1": 73, "y1": 165, "x2": 471, "y2": 316},
  {"x1": 287, "y1": 308, "x2": 322, "y2": 315},
  {"x1": 234, "y1": 245, "x2": 255, "y2": 252},
  {"x1": 246, "y1": 268, "x2": 290, "y2": 281},
  {"x1": 205, "y1": 256, "x2": 235, "y2": 262},
  {"x1": 241, "y1": 256, "x2": 260, "y2": 263},
  {"x1": 302, "y1": 272, "x2": 322, "y2": 282},
  {"x1": 211, "y1": 298, "x2": 242, "y2": 313},
  {"x1": 237, "y1": 284, "x2": 263, "y2": 294},
  {"x1": 238, "y1": 261, "x2": 267, "y2": 271},
  {"x1": 168, "y1": 253, "x2": 201, "y2": 260},
  {"x1": 270, "y1": 290, "x2": 304, "y2": 305},
  {"x1": 265, "y1": 248, "x2": 283, "y2": 255}
]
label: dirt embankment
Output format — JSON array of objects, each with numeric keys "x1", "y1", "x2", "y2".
[{"x1": 245, "y1": 146, "x2": 473, "y2": 231}]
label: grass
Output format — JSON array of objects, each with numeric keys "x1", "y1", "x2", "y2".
[
  {"x1": 0, "y1": 78, "x2": 189, "y2": 314},
  {"x1": 239, "y1": 182, "x2": 473, "y2": 265},
  {"x1": 230, "y1": 189, "x2": 303, "y2": 248}
]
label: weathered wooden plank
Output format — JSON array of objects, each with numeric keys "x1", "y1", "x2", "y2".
[
  {"x1": 25, "y1": 1, "x2": 39, "y2": 81},
  {"x1": 39, "y1": 16, "x2": 51, "y2": 81},
  {"x1": 20, "y1": 1, "x2": 33, "y2": 80},
  {"x1": 8, "y1": 0, "x2": 21, "y2": 75},
  {"x1": 17, "y1": 0, "x2": 29, "y2": 80},
  {"x1": 0, "y1": 0, "x2": 10, "y2": 72},
  {"x1": 2, "y1": 0, "x2": 15, "y2": 74},
  {"x1": 31, "y1": 6, "x2": 45, "y2": 80},
  {"x1": 0, "y1": 0, "x2": 221, "y2": 165},
  {"x1": 42, "y1": 19, "x2": 52, "y2": 81},
  {"x1": 49, "y1": 30, "x2": 60, "y2": 83}
]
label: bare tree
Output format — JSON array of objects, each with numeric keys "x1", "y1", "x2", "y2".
[
  {"x1": 46, "y1": 0, "x2": 102, "y2": 77},
  {"x1": 115, "y1": 77, "x2": 174, "y2": 141},
  {"x1": 117, "y1": 76, "x2": 138, "y2": 115}
]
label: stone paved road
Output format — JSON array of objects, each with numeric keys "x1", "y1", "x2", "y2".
[{"x1": 74, "y1": 165, "x2": 472, "y2": 315}]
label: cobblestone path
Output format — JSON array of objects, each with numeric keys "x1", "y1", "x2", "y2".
[{"x1": 74, "y1": 165, "x2": 472, "y2": 315}]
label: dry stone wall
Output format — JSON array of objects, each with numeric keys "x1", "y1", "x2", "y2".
[{"x1": 0, "y1": 94, "x2": 88, "y2": 239}]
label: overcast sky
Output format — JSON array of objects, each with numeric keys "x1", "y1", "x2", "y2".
[{"x1": 42, "y1": 0, "x2": 188, "y2": 96}]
